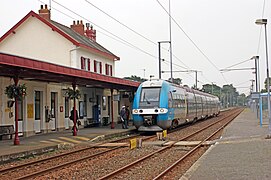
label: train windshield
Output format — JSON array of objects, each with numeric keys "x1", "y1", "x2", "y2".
[{"x1": 140, "y1": 87, "x2": 160, "y2": 107}]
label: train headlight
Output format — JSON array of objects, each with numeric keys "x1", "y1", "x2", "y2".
[
  {"x1": 133, "y1": 109, "x2": 138, "y2": 113},
  {"x1": 139, "y1": 109, "x2": 143, "y2": 113},
  {"x1": 160, "y1": 109, "x2": 164, "y2": 112}
]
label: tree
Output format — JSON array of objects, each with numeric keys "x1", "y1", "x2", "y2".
[
  {"x1": 168, "y1": 78, "x2": 182, "y2": 85},
  {"x1": 262, "y1": 77, "x2": 271, "y2": 92},
  {"x1": 201, "y1": 83, "x2": 221, "y2": 97},
  {"x1": 221, "y1": 84, "x2": 239, "y2": 108},
  {"x1": 237, "y1": 93, "x2": 247, "y2": 106},
  {"x1": 124, "y1": 75, "x2": 147, "y2": 82}
]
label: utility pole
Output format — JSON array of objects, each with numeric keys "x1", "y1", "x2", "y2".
[
  {"x1": 142, "y1": 69, "x2": 146, "y2": 78},
  {"x1": 158, "y1": 41, "x2": 171, "y2": 79},
  {"x1": 169, "y1": 0, "x2": 173, "y2": 83}
]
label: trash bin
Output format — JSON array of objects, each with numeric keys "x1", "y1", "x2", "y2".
[{"x1": 102, "y1": 116, "x2": 109, "y2": 126}]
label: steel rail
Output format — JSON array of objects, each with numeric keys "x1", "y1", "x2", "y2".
[
  {"x1": 153, "y1": 108, "x2": 243, "y2": 179},
  {"x1": 16, "y1": 134, "x2": 159, "y2": 180},
  {"x1": 16, "y1": 146, "x2": 121, "y2": 180},
  {"x1": 98, "y1": 108, "x2": 242, "y2": 179},
  {"x1": 0, "y1": 134, "x2": 147, "y2": 179},
  {"x1": 0, "y1": 133, "x2": 141, "y2": 175},
  {"x1": 1, "y1": 108, "x2": 233, "y2": 179}
]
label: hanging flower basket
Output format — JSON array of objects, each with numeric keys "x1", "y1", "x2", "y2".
[
  {"x1": 65, "y1": 88, "x2": 81, "y2": 99},
  {"x1": 5, "y1": 84, "x2": 27, "y2": 100}
]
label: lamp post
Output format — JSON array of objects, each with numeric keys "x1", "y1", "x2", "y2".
[
  {"x1": 255, "y1": 19, "x2": 271, "y2": 135},
  {"x1": 251, "y1": 56, "x2": 260, "y2": 92}
]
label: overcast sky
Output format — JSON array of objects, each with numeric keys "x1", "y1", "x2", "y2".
[{"x1": 0, "y1": 0, "x2": 269, "y2": 95}]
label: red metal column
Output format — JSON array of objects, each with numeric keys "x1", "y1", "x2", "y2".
[
  {"x1": 13, "y1": 77, "x2": 20, "y2": 145},
  {"x1": 72, "y1": 83, "x2": 77, "y2": 136},
  {"x1": 111, "y1": 89, "x2": 114, "y2": 129}
]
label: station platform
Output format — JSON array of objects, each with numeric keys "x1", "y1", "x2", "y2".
[
  {"x1": 182, "y1": 108, "x2": 271, "y2": 180},
  {"x1": 0, "y1": 123, "x2": 136, "y2": 163}
]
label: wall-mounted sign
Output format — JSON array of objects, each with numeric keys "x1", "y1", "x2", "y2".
[{"x1": 113, "y1": 94, "x2": 120, "y2": 101}]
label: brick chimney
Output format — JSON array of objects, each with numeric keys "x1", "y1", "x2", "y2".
[
  {"x1": 38, "y1": 4, "x2": 51, "y2": 21},
  {"x1": 85, "y1": 23, "x2": 96, "y2": 41},
  {"x1": 71, "y1": 20, "x2": 85, "y2": 36}
]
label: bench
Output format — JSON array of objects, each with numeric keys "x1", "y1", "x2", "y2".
[
  {"x1": 85, "y1": 118, "x2": 100, "y2": 127},
  {"x1": 0, "y1": 125, "x2": 14, "y2": 140}
]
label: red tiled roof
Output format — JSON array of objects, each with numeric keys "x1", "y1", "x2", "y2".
[{"x1": 0, "y1": 11, "x2": 120, "y2": 61}]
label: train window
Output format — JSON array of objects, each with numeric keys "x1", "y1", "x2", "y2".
[
  {"x1": 140, "y1": 88, "x2": 160, "y2": 103},
  {"x1": 168, "y1": 92, "x2": 173, "y2": 108}
]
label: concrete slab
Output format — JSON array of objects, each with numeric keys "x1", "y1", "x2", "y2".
[{"x1": 181, "y1": 108, "x2": 271, "y2": 180}]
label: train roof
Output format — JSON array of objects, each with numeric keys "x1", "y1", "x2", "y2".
[
  {"x1": 141, "y1": 79, "x2": 164, "y2": 87},
  {"x1": 141, "y1": 80, "x2": 218, "y2": 99}
]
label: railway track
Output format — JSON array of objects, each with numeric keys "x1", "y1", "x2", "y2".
[
  {"x1": 0, "y1": 134, "x2": 153, "y2": 180},
  {"x1": 98, "y1": 108, "x2": 243, "y2": 179},
  {"x1": 0, "y1": 108, "x2": 241, "y2": 179}
]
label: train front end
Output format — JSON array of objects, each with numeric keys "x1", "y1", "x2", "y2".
[{"x1": 132, "y1": 80, "x2": 171, "y2": 131}]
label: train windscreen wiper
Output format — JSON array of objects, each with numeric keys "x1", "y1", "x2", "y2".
[{"x1": 143, "y1": 93, "x2": 151, "y2": 104}]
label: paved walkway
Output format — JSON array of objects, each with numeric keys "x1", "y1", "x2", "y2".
[
  {"x1": 181, "y1": 108, "x2": 271, "y2": 180},
  {"x1": 0, "y1": 123, "x2": 135, "y2": 162}
]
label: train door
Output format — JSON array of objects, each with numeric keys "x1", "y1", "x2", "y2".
[
  {"x1": 193, "y1": 91, "x2": 197, "y2": 119},
  {"x1": 92, "y1": 95, "x2": 101, "y2": 124},
  {"x1": 49, "y1": 92, "x2": 57, "y2": 130},
  {"x1": 168, "y1": 92, "x2": 174, "y2": 120},
  {"x1": 199, "y1": 96, "x2": 203, "y2": 118},
  {"x1": 34, "y1": 91, "x2": 42, "y2": 133},
  {"x1": 186, "y1": 92, "x2": 194, "y2": 122},
  {"x1": 203, "y1": 96, "x2": 208, "y2": 117}
]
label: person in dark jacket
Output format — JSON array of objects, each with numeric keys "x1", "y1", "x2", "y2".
[
  {"x1": 70, "y1": 107, "x2": 79, "y2": 131},
  {"x1": 120, "y1": 105, "x2": 128, "y2": 129},
  {"x1": 125, "y1": 106, "x2": 130, "y2": 127}
]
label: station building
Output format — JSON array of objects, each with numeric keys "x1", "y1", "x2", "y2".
[{"x1": 0, "y1": 5, "x2": 139, "y2": 137}]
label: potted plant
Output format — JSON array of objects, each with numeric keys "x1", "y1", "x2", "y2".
[
  {"x1": 5, "y1": 83, "x2": 27, "y2": 100},
  {"x1": 65, "y1": 87, "x2": 81, "y2": 99}
]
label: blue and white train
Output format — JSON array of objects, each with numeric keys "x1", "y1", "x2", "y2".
[{"x1": 132, "y1": 79, "x2": 220, "y2": 131}]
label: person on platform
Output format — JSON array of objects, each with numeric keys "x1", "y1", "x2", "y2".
[
  {"x1": 120, "y1": 105, "x2": 128, "y2": 129},
  {"x1": 125, "y1": 106, "x2": 130, "y2": 127},
  {"x1": 70, "y1": 107, "x2": 79, "y2": 131}
]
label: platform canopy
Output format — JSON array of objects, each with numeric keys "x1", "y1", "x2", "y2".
[{"x1": 0, "y1": 52, "x2": 140, "y2": 90}]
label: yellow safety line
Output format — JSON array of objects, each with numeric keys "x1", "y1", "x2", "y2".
[
  {"x1": 40, "y1": 140, "x2": 54, "y2": 144},
  {"x1": 49, "y1": 139, "x2": 66, "y2": 143},
  {"x1": 59, "y1": 137, "x2": 82, "y2": 144},
  {"x1": 73, "y1": 136, "x2": 90, "y2": 141}
]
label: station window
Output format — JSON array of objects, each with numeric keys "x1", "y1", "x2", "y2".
[
  {"x1": 80, "y1": 56, "x2": 91, "y2": 71},
  {"x1": 64, "y1": 97, "x2": 69, "y2": 118},
  {"x1": 105, "y1": 64, "x2": 113, "y2": 76},
  {"x1": 35, "y1": 91, "x2": 41, "y2": 120},
  {"x1": 84, "y1": 94, "x2": 87, "y2": 117},
  {"x1": 94, "y1": 60, "x2": 102, "y2": 74},
  {"x1": 51, "y1": 92, "x2": 56, "y2": 118},
  {"x1": 18, "y1": 99, "x2": 23, "y2": 121}
]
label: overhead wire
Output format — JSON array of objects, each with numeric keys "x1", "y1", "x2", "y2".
[
  {"x1": 235, "y1": 80, "x2": 251, "y2": 87},
  {"x1": 51, "y1": 0, "x2": 157, "y2": 59},
  {"x1": 155, "y1": 0, "x2": 228, "y2": 84},
  {"x1": 223, "y1": 58, "x2": 252, "y2": 69},
  {"x1": 40, "y1": 0, "x2": 220, "y2": 87},
  {"x1": 38, "y1": 0, "x2": 154, "y2": 58},
  {"x1": 156, "y1": 0, "x2": 220, "y2": 71},
  {"x1": 50, "y1": 0, "x2": 195, "y2": 74},
  {"x1": 39, "y1": 0, "x2": 193, "y2": 84},
  {"x1": 42, "y1": 0, "x2": 189, "y2": 72},
  {"x1": 84, "y1": 0, "x2": 191, "y2": 70}
]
